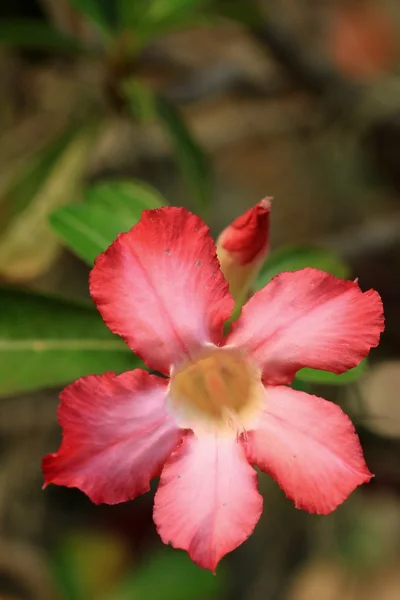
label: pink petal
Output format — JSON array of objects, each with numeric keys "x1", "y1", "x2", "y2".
[
  {"x1": 228, "y1": 268, "x2": 384, "y2": 385},
  {"x1": 90, "y1": 207, "x2": 234, "y2": 374},
  {"x1": 246, "y1": 385, "x2": 372, "y2": 514},
  {"x1": 153, "y1": 432, "x2": 263, "y2": 572},
  {"x1": 42, "y1": 370, "x2": 181, "y2": 504}
]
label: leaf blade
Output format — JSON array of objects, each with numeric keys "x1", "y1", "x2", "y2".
[
  {"x1": 155, "y1": 96, "x2": 212, "y2": 212},
  {"x1": 0, "y1": 288, "x2": 139, "y2": 397},
  {"x1": 104, "y1": 547, "x2": 227, "y2": 600},
  {"x1": 0, "y1": 121, "x2": 98, "y2": 281},
  {"x1": 144, "y1": 0, "x2": 209, "y2": 24},
  {"x1": 297, "y1": 360, "x2": 368, "y2": 385},
  {"x1": 69, "y1": 0, "x2": 119, "y2": 33},
  {"x1": 0, "y1": 19, "x2": 84, "y2": 52},
  {"x1": 255, "y1": 245, "x2": 350, "y2": 290},
  {"x1": 50, "y1": 180, "x2": 166, "y2": 264}
]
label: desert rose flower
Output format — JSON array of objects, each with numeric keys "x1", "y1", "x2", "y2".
[
  {"x1": 217, "y1": 198, "x2": 271, "y2": 303},
  {"x1": 43, "y1": 206, "x2": 384, "y2": 572}
]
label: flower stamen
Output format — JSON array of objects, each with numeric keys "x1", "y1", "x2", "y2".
[{"x1": 168, "y1": 347, "x2": 263, "y2": 434}]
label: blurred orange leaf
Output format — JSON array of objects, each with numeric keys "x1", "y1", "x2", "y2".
[{"x1": 329, "y1": 2, "x2": 397, "y2": 80}]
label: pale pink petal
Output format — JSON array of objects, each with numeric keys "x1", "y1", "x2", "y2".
[
  {"x1": 90, "y1": 207, "x2": 234, "y2": 374},
  {"x1": 153, "y1": 432, "x2": 263, "y2": 572},
  {"x1": 227, "y1": 268, "x2": 384, "y2": 385},
  {"x1": 245, "y1": 385, "x2": 372, "y2": 514},
  {"x1": 42, "y1": 370, "x2": 181, "y2": 504}
]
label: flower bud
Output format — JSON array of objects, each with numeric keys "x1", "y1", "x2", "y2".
[{"x1": 217, "y1": 198, "x2": 271, "y2": 303}]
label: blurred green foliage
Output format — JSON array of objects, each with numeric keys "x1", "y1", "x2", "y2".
[
  {"x1": 51, "y1": 529, "x2": 226, "y2": 600},
  {"x1": 69, "y1": 0, "x2": 119, "y2": 33},
  {"x1": 0, "y1": 18, "x2": 84, "y2": 51},
  {"x1": 106, "y1": 547, "x2": 227, "y2": 600},
  {"x1": 255, "y1": 245, "x2": 350, "y2": 291},
  {"x1": 0, "y1": 0, "x2": 215, "y2": 214},
  {"x1": 155, "y1": 96, "x2": 213, "y2": 213},
  {"x1": 0, "y1": 120, "x2": 98, "y2": 280},
  {"x1": 297, "y1": 360, "x2": 367, "y2": 386},
  {"x1": 0, "y1": 122, "x2": 87, "y2": 230}
]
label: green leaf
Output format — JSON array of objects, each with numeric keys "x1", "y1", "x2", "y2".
[
  {"x1": 118, "y1": 0, "x2": 210, "y2": 42},
  {"x1": 0, "y1": 19, "x2": 84, "y2": 52},
  {"x1": 50, "y1": 180, "x2": 166, "y2": 264},
  {"x1": 51, "y1": 550, "x2": 85, "y2": 600},
  {"x1": 144, "y1": 0, "x2": 209, "y2": 24},
  {"x1": 290, "y1": 378, "x2": 311, "y2": 393},
  {"x1": 51, "y1": 530, "x2": 129, "y2": 600},
  {"x1": 0, "y1": 123, "x2": 85, "y2": 231},
  {"x1": 122, "y1": 79, "x2": 157, "y2": 123},
  {"x1": 117, "y1": 0, "x2": 148, "y2": 27},
  {"x1": 117, "y1": 0, "x2": 137, "y2": 27},
  {"x1": 69, "y1": 0, "x2": 119, "y2": 33},
  {"x1": 123, "y1": 84, "x2": 212, "y2": 212},
  {"x1": 104, "y1": 547, "x2": 227, "y2": 600},
  {"x1": 0, "y1": 121, "x2": 98, "y2": 281},
  {"x1": 213, "y1": 0, "x2": 267, "y2": 27},
  {"x1": 297, "y1": 360, "x2": 368, "y2": 386},
  {"x1": 156, "y1": 96, "x2": 212, "y2": 212},
  {"x1": 0, "y1": 288, "x2": 138, "y2": 397},
  {"x1": 255, "y1": 245, "x2": 350, "y2": 290}
]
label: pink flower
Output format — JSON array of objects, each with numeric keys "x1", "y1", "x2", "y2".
[
  {"x1": 217, "y1": 198, "x2": 271, "y2": 302},
  {"x1": 42, "y1": 207, "x2": 384, "y2": 572}
]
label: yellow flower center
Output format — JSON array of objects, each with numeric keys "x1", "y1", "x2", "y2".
[{"x1": 169, "y1": 346, "x2": 263, "y2": 434}]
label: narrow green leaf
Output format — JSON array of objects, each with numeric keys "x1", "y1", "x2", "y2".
[
  {"x1": 213, "y1": 0, "x2": 267, "y2": 27},
  {"x1": 144, "y1": 0, "x2": 209, "y2": 24},
  {"x1": 118, "y1": 0, "x2": 210, "y2": 42},
  {"x1": 117, "y1": 0, "x2": 150, "y2": 28},
  {"x1": 156, "y1": 96, "x2": 212, "y2": 212},
  {"x1": 0, "y1": 288, "x2": 138, "y2": 397},
  {"x1": 0, "y1": 19, "x2": 84, "y2": 52},
  {"x1": 122, "y1": 79, "x2": 157, "y2": 123},
  {"x1": 0, "y1": 121, "x2": 97, "y2": 281},
  {"x1": 0, "y1": 122, "x2": 85, "y2": 232},
  {"x1": 255, "y1": 245, "x2": 350, "y2": 290},
  {"x1": 69, "y1": 0, "x2": 119, "y2": 33},
  {"x1": 297, "y1": 360, "x2": 368, "y2": 386},
  {"x1": 290, "y1": 378, "x2": 311, "y2": 393},
  {"x1": 49, "y1": 206, "x2": 117, "y2": 264},
  {"x1": 103, "y1": 547, "x2": 227, "y2": 600},
  {"x1": 50, "y1": 180, "x2": 166, "y2": 264}
]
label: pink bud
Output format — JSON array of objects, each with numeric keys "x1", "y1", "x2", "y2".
[{"x1": 217, "y1": 198, "x2": 271, "y2": 303}]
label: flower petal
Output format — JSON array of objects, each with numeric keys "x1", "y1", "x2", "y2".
[
  {"x1": 228, "y1": 268, "x2": 384, "y2": 385},
  {"x1": 42, "y1": 370, "x2": 181, "y2": 504},
  {"x1": 153, "y1": 432, "x2": 262, "y2": 572},
  {"x1": 90, "y1": 207, "x2": 234, "y2": 374},
  {"x1": 246, "y1": 385, "x2": 372, "y2": 514}
]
